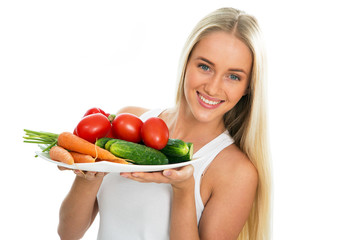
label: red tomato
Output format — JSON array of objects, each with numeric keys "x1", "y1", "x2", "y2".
[
  {"x1": 76, "y1": 113, "x2": 111, "y2": 143},
  {"x1": 105, "y1": 129, "x2": 115, "y2": 138},
  {"x1": 111, "y1": 113, "x2": 143, "y2": 143},
  {"x1": 141, "y1": 117, "x2": 169, "y2": 150},
  {"x1": 73, "y1": 127, "x2": 78, "y2": 136},
  {"x1": 83, "y1": 107, "x2": 108, "y2": 117}
]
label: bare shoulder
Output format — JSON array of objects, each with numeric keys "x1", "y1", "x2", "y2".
[
  {"x1": 206, "y1": 144, "x2": 258, "y2": 190},
  {"x1": 116, "y1": 106, "x2": 149, "y2": 117},
  {"x1": 199, "y1": 144, "x2": 258, "y2": 237},
  {"x1": 200, "y1": 144, "x2": 258, "y2": 239}
]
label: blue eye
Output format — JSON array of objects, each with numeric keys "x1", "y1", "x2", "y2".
[
  {"x1": 229, "y1": 74, "x2": 240, "y2": 81},
  {"x1": 199, "y1": 64, "x2": 210, "y2": 71}
]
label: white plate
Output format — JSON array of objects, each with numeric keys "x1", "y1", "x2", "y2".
[{"x1": 36, "y1": 151, "x2": 201, "y2": 172}]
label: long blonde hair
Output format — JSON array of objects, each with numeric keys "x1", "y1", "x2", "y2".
[{"x1": 175, "y1": 8, "x2": 272, "y2": 240}]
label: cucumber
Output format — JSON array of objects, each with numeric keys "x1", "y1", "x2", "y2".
[
  {"x1": 95, "y1": 138, "x2": 113, "y2": 148},
  {"x1": 160, "y1": 138, "x2": 189, "y2": 157},
  {"x1": 109, "y1": 140, "x2": 168, "y2": 165},
  {"x1": 104, "y1": 139, "x2": 123, "y2": 150},
  {"x1": 95, "y1": 138, "x2": 124, "y2": 150},
  {"x1": 167, "y1": 142, "x2": 194, "y2": 164}
]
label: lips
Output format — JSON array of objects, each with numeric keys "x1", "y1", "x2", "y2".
[{"x1": 196, "y1": 91, "x2": 225, "y2": 109}]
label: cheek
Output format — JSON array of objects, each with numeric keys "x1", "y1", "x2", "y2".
[
  {"x1": 183, "y1": 77, "x2": 192, "y2": 103},
  {"x1": 184, "y1": 68, "x2": 205, "y2": 92},
  {"x1": 183, "y1": 70, "x2": 196, "y2": 95},
  {"x1": 222, "y1": 82, "x2": 248, "y2": 103},
  {"x1": 228, "y1": 87, "x2": 248, "y2": 104}
]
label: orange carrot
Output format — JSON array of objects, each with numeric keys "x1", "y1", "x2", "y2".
[
  {"x1": 70, "y1": 152, "x2": 96, "y2": 163},
  {"x1": 49, "y1": 146, "x2": 74, "y2": 165},
  {"x1": 57, "y1": 132, "x2": 124, "y2": 162}
]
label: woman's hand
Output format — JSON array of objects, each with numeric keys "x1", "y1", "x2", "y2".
[
  {"x1": 120, "y1": 164, "x2": 194, "y2": 189},
  {"x1": 58, "y1": 166, "x2": 107, "y2": 181}
]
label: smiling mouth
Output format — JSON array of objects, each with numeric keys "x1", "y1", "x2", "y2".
[{"x1": 197, "y1": 91, "x2": 225, "y2": 106}]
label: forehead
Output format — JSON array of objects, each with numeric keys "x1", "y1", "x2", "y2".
[{"x1": 191, "y1": 31, "x2": 252, "y2": 71}]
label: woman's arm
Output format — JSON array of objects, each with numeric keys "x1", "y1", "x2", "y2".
[
  {"x1": 170, "y1": 175, "x2": 199, "y2": 240},
  {"x1": 58, "y1": 171, "x2": 105, "y2": 240},
  {"x1": 198, "y1": 147, "x2": 258, "y2": 239},
  {"x1": 168, "y1": 160, "x2": 257, "y2": 240}
]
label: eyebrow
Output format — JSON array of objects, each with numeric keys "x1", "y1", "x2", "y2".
[
  {"x1": 196, "y1": 57, "x2": 215, "y2": 66},
  {"x1": 229, "y1": 68, "x2": 247, "y2": 75},
  {"x1": 196, "y1": 57, "x2": 248, "y2": 75}
]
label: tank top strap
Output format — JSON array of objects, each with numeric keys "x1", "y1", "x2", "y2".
[
  {"x1": 139, "y1": 108, "x2": 164, "y2": 121},
  {"x1": 192, "y1": 131, "x2": 234, "y2": 177},
  {"x1": 192, "y1": 131, "x2": 234, "y2": 223}
]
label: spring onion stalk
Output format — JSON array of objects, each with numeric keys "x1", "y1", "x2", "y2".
[{"x1": 23, "y1": 129, "x2": 59, "y2": 152}]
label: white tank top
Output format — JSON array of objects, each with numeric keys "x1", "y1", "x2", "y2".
[{"x1": 97, "y1": 109, "x2": 234, "y2": 239}]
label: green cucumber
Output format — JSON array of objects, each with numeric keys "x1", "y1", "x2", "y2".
[
  {"x1": 95, "y1": 138, "x2": 113, "y2": 148},
  {"x1": 104, "y1": 139, "x2": 123, "y2": 150},
  {"x1": 109, "y1": 140, "x2": 168, "y2": 165},
  {"x1": 167, "y1": 142, "x2": 194, "y2": 164},
  {"x1": 160, "y1": 138, "x2": 189, "y2": 157}
]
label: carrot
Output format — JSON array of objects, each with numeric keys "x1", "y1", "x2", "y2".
[
  {"x1": 70, "y1": 152, "x2": 96, "y2": 163},
  {"x1": 57, "y1": 132, "x2": 125, "y2": 162},
  {"x1": 70, "y1": 151, "x2": 129, "y2": 164},
  {"x1": 49, "y1": 146, "x2": 74, "y2": 165},
  {"x1": 70, "y1": 152, "x2": 128, "y2": 164}
]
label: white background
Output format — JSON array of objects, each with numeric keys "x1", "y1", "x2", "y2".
[{"x1": 1, "y1": 0, "x2": 339, "y2": 239}]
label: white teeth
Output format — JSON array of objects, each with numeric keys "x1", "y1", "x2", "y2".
[{"x1": 199, "y1": 94, "x2": 221, "y2": 105}]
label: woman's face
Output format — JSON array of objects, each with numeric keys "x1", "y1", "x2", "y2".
[{"x1": 183, "y1": 31, "x2": 252, "y2": 124}]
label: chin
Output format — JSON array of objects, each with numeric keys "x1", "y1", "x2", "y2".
[{"x1": 191, "y1": 107, "x2": 224, "y2": 124}]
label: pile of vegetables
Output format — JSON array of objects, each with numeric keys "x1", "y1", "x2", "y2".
[
  {"x1": 23, "y1": 130, "x2": 128, "y2": 165},
  {"x1": 23, "y1": 107, "x2": 193, "y2": 166}
]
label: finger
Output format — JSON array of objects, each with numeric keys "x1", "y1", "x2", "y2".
[
  {"x1": 121, "y1": 173, "x2": 147, "y2": 183},
  {"x1": 120, "y1": 172, "x2": 142, "y2": 179},
  {"x1": 74, "y1": 169, "x2": 86, "y2": 178},
  {"x1": 96, "y1": 172, "x2": 106, "y2": 177},
  {"x1": 121, "y1": 172, "x2": 158, "y2": 183},
  {"x1": 120, "y1": 172, "x2": 131, "y2": 178},
  {"x1": 85, "y1": 171, "x2": 97, "y2": 180},
  {"x1": 127, "y1": 172, "x2": 148, "y2": 182},
  {"x1": 163, "y1": 165, "x2": 194, "y2": 180},
  {"x1": 132, "y1": 171, "x2": 171, "y2": 183},
  {"x1": 58, "y1": 166, "x2": 72, "y2": 171}
]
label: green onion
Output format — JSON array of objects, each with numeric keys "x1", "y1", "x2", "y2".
[{"x1": 23, "y1": 129, "x2": 59, "y2": 152}]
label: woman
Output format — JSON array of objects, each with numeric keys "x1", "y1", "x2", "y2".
[{"x1": 58, "y1": 7, "x2": 271, "y2": 240}]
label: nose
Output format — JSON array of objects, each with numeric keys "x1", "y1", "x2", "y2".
[{"x1": 204, "y1": 74, "x2": 222, "y2": 96}]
